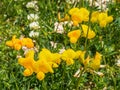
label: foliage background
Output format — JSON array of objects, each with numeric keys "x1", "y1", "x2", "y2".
[{"x1": 0, "y1": 0, "x2": 120, "y2": 90}]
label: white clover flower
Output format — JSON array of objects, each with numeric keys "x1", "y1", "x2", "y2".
[
  {"x1": 59, "y1": 47, "x2": 65, "y2": 54},
  {"x1": 26, "y1": 1, "x2": 39, "y2": 11},
  {"x1": 66, "y1": 0, "x2": 80, "y2": 4},
  {"x1": 66, "y1": 0, "x2": 75, "y2": 4},
  {"x1": 50, "y1": 41, "x2": 57, "y2": 48},
  {"x1": 88, "y1": 0, "x2": 113, "y2": 10},
  {"x1": 100, "y1": 65, "x2": 106, "y2": 68},
  {"x1": 54, "y1": 22, "x2": 64, "y2": 34},
  {"x1": 29, "y1": 21, "x2": 40, "y2": 30},
  {"x1": 73, "y1": 69, "x2": 80, "y2": 77},
  {"x1": 29, "y1": 31, "x2": 39, "y2": 37},
  {"x1": 94, "y1": 71, "x2": 104, "y2": 77},
  {"x1": 63, "y1": 21, "x2": 73, "y2": 27},
  {"x1": 116, "y1": 59, "x2": 120, "y2": 67},
  {"x1": 27, "y1": 14, "x2": 39, "y2": 21},
  {"x1": 22, "y1": 46, "x2": 35, "y2": 55}
]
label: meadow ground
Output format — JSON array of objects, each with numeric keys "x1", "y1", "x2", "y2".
[{"x1": 0, "y1": 0, "x2": 120, "y2": 90}]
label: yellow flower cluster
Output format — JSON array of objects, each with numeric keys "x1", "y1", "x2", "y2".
[
  {"x1": 61, "y1": 49, "x2": 76, "y2": 65},
  {"x1": 18, "y1": 48, "x2": 102, "y2": 80},
  {"x1": 18, "y1": 49, "x2": 61, "y2": 80},
  {"x1": 76, "y1": 50, "x2": 102, "y2": 70},
  {"x1": 6, "y1": 35, "x2": 34, "y2": 50},
  {"x1": 68, "y1": 24, "x2": 96, "y2": 43},
  {"x1": 68, "y1": 7, "x2": 113, "y2": 27},
  {"x1": 67, "y1": 30, "x2": 81, "y2": 43},
  {"x1": 68, "y1": 7, "x2": 89, "y2": 26},
  {"x1": 91, "y1": 11, "x2": 113, "y2": 27}
]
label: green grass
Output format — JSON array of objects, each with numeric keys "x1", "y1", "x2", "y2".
[{"x1": 0, "y1": 0, "x2": 120, "y2": 90}]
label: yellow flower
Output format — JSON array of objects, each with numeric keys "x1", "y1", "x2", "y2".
[
  {"x1": 68, "y1": 30, "x2": 81, "y2": 43},
  {"x1": 58, "y1": 13, "x2": 70, "y2": 22},
  {"x1": 91, "y1": 11, "x2": 99, "y2": 23},
  {"x1": 71, "y1": 13, "x2": 82, "y2": 25},
  {"x1": 48, "y1": 62, "x2": 58, "y2": 68},
  {"x1": 98, "y1": 12, "x2": 113, "y2": 27},
  {"x1": 106, "y1": 16, "x2": 113, "y2": 23},
  {"x1": 18, "y1": 50, "x2": 35, "y2": 69},
  {"x1": 23, "y1": 68, "x2": 33, "y2": 76},
  {"x1": 18, "y1": 50, "x2": 36, "y2": 76},
  {"x1": 38, "y1": 48, "x2": 53, "y2": 61},
  {"x1": 81, "y1": 24, "x2": 96, "y2": 39},
  {"x1": 79, "y1": 8, "x2": 89, "y2": 22},
  {"x1": 6, "y1": 35, "x2": 22, "y2": 50},
  {"x1": 25, "y1": 49, "x2": 34, "y2": 58},
  {"x1": 69, "y1": 7, "x2": 89, "y2": 26},
  {"x1": 6, "y1": 36, "x2": 34, "y2": 50},
  {"x1": 36, "y1": 71, "x2": 45, "y2": 80},
  {"x1": 52, "y1": 53, "x2": 61, "y2": 65},
  {"x1": 61, "y1": 49, "x2": 76, "y2": 65},
  {"x1": 76, "y1": 50, "x2": 89, "y2": 66},
  {"x1": 69, "y1": 8, "x2": 80, "y2": 15},
  {"x1": 90, "y1": 52, "x2": 102, "y2": 70},
  {"x1": 78, "y1": 51, "x2": 86, "y2": 63},
  {"x1": 75, "y1": 50, "x2": 82, "y2": 59},
  {"x1": 21, "y1": 38, "x2": 34, "y2": 48},
  {"x1": 99, "y1": 20, "x2": 107, "y2": 27},
  {"x1": 34, "y1": 59, "x2": 54, "y2": 73},
  {"x1": 83, "y1": 56, "x2": 90, "y2": 67},
  {"x1": 38, "y1": 48, "x2": 61, "y2": 68},
  {"x1": 98, "y1": 12, "x2": 108, "y2": 22}
]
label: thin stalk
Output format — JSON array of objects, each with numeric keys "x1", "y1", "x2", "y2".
[
  {"x1": 12, "y1": 72, "x2": 19, "y2": 90},
  {"x1": 42, "y1": 80, "x2": 47, "y2": 90},
  {"x1": 111, "y1": 74, "x2": 116, "y2": 90},
  {"x1": 109, "y1": 67, "x2": 116, "y2": 90},
  {"x1": 84, "y1": 0, "x2": 94, "y2": 50},
  {"x1": 76, "y1": 68, "x2": 85, "y2": 90}
]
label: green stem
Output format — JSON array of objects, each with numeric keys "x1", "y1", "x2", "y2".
[
  {"x1": 12, "y1": 72, "x2": 19, "y2": 90},
  {"x1": 110, "y1": 67, "x2": 116, "y2": 90},
  {"x1": 84, "y1": 0, "x2": 94, "y2": 50},
  {"x1": 42, "y1": 80, "x2": 47, "y2": 90},
  {"x1": 76, "y1": 68, "x2": 85, "y2": 90}
]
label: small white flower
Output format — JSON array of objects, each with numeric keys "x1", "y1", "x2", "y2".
[
  {"x1": 66, "y1": 0, "x2": 80, "y2": 4},
  {"x1": 23, "y1": 47, "x2": 35, "y2": 55},
  {"x1": 27, "y1": 14, "x2": 39, "y2": 21},
  {"x1": 94, "y1": 71, "x2": 104, "y2": 77},
  {"x1": 66, "y1": 0, "x2": 75, "y2": 4},
  {"x1": 50, "y1": 41, "x2": 57, "y2": 48},
  {"x1": 100, "y1": 65, "x2": 106, "y2": 68},
  {"x1": 29, "y1": 31, "x2": 39, "y2": 37},
  {"x1": 74, "y1": 69, "x2": 80, "y2": 77},
  {"x1": 29, "y1": 21, "x2": 40, "y2": 30},
  {"x1": 54, "y1": 22, "x2": 64, "y2": 34},
  {"x1": 59, "y1": 47, "x2": 65, "y2": 54},
  {"x1": 116, "y1": 59, "x2": 120, "y2": 67},
  {"x1": 26, "y1": 1, "x2": 39, "y2": 11},
  {"x1": 88, "y1": 0, "x2": 113, "y2": 11}
]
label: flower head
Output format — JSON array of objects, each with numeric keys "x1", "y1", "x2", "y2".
[
  {"x1": 91, "y1": 11, "x2": 100, "y2": 23},
  {"x1": 98, "y1": 12, "x2": 113, "y2": 27},
  {"x1": 29, "y1": 21, "x2": 40, "y2": 30},
  {"x1": 69, "y1": 7, "x2": 89, "y2": 26},
  {"x1": 68, "y1": 30, "x2": 81, "y2": 43},
  {"x1": 81, "y1": 24, "x2": 96, "y2": 39},
  {"x1": 90, "y1": 52, "x2": 102, "y2": 70},
  {"x1": 27, "y1": 14, "x2": 39, "y2": 21},
  {"x1": 6, "y1": 35, "x2": 22, "y2": 50},
  {"x1": 18, "y1": 50, "x2": 36, "y2": 76},
  {"x1": 61, "y1": 49, "x2": 76, "y2": 65},
  {"x1": 21, "y1": 38, "x2": 34, "y2": 48}
]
